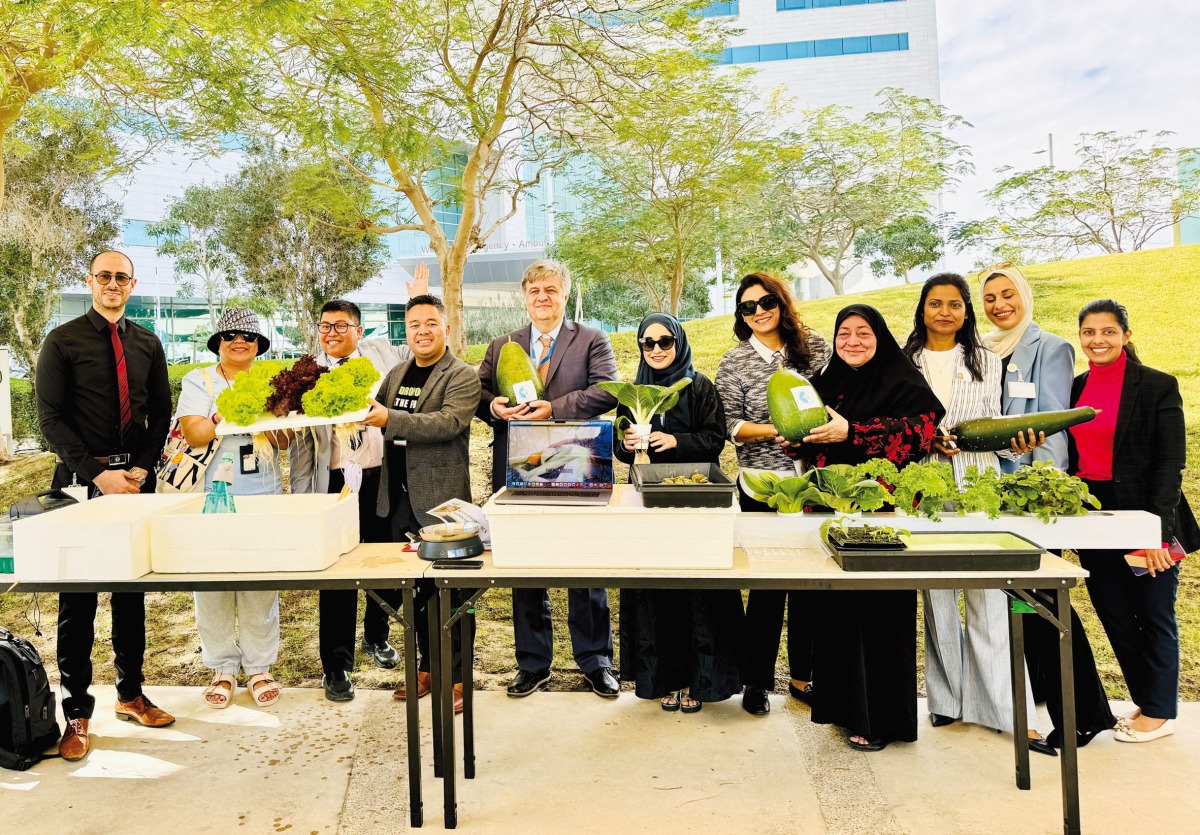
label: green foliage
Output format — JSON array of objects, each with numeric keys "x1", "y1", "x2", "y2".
[
  {"x1": 998, "y1": 461, "x2": 1101, "y2": 523},
  {"x1": 957, "y1": 465, "x2": 1004, "y2": 518},
  {"x1": 853, "y1": 214, "x2": 944, "y2": 283},
  {"x1": 821, "y1": 518, "x2": 909, "y2": 545},
  {"x1": 301, "y1": 357, "x2": 381, "y2": 418},
  {"x1": 742, "y1": 465, "x2": 890, "y2": 515},
  {"x1": 8, "y1": 378, "x2": 43, "y2": 449},
  {"x1": 891, "y1": 460, "x2": 958, "y2": 521},
  {"x1": 598, "y1": 378, "x2": 691, "y2": 428},
  {"x1": 215, "y1": 363, "x2": 282, "y2": 427}
]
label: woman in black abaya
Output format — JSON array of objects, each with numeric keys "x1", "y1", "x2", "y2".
[{"x1": 800, "y1": 305, "x2": 944, "y2": 750}]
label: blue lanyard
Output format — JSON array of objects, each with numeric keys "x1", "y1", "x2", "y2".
[{"x1": 531, "y1": 333, "x2": 556, "y2": 368}]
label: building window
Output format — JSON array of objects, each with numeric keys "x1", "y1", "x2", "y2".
[
  {"x1": 777, "y1": 0, "x2": 903, "y2": 9},
  {"x1": 122, "y1": 220, "x2": 162, "y2": 248},
  {"x1": 716, "y1": 32, "x2": 909, "y2": 64},
  {"x1": 700, "y1": 1, "x2": 739, "y2": 16}
]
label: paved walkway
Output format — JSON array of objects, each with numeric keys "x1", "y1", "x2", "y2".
[{"x1": 4, "y1": 685, "x2": 1199, "y2": 834}]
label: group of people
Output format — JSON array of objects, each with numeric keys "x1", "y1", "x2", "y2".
[{"x1": 33, "y1": 250, "x2": 1196, "y2": 764}]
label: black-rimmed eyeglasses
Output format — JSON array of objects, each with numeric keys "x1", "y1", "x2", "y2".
[{"x1": 318, "y1": 322, "x2": 356, "y2": 334}]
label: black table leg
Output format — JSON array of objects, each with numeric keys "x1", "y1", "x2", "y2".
[
  {"x1": 401, "y1": 587, "x2": 423, "y2": 828},
  {"x1": 439, "y1": 586, "x2": 458, "y2": 829},
  {"x1": 1008, "y1": 596, "x2": 1031, "y2": 790},
  {"x1": 462, "y1": 595, "x2": 476, "y2": 780},
  {"x1": 429, "y1": 586, "x2": 443, "y2": 778},
  {"x1": 1057, "y1": 587, "x2": 1081, "y2": 835}
]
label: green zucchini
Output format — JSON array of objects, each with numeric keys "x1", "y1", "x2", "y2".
[{"x1": 950, "y1": 408, "x2": 1100, "y2": 452}]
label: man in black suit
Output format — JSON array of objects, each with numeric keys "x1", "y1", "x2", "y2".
[{"x1": 476, "y1": 259, "x2": 619, "y2": 698}]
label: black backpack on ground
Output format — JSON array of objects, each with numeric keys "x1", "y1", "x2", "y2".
[{"x1": 0, "y1": 626, "x2": 61, "y2": 770}]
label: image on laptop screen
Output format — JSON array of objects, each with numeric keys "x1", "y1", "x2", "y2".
[{"x1": 506, "y1": 420, "x2": 614, "y2": 489}]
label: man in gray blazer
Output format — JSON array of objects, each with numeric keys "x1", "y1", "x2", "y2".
[
  {"x1": 363, "y1": 293, "x2": 481, "y2": 712},
  {"x1": 476, "y1": 259, "x2": 619, "y2": 698}
]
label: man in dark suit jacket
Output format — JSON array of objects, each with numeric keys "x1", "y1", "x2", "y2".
[{"x1": 476, "y1": 259, "x2": 619, "y2": 698}]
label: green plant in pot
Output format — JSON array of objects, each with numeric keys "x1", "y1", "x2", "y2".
[
  {"x1": 598, "y1": 378, "x2": 691, "y2": 464},
  {"x1": 742, "y1": 465, "x2": 890, "y2": 515},
  {"x1": 999, "y1": 461, "x2": 1101, "y2": 523}
]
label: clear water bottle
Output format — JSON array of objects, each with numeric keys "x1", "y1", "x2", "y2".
[{"x1": 203, "y1": 453, "x2": 237, "y2": 515}]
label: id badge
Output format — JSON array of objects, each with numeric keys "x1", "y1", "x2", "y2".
[
  {"x1": 1007, "y1": 381, "x2": 1036, "y2": 400},
  {"x1": 239, "y1": 443, "x2": 260, "y2": 475}
]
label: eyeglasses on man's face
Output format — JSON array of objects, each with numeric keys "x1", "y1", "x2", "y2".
[
  {"x1": 736, "y1": 293, "x2": 781, "y2": 318},
  {"x1": 318, "y1": 321, "x2": 357, "y2": 334},
  {"x1": 91, "y1": 272, "x2": 133, "y2": 286},
  {"x1": 639, "y1": 335, "x2": 677, "y2": 352},
  {"x1": 219, "y1": 331, "x2": 260, "y2": 344}
]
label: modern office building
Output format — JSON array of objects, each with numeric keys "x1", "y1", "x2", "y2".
[{"x1": 46, "y1": 1, "x2": 940, "y2": 350}]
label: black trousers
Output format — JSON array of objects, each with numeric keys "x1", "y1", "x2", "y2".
[
  {"x1": 1078, "y1": 480, "x2": 1180, "y2": 719},
  {"x1": 52, "y1": 463, "x2": 150, "y2": 719},
  {"x1": 737, "y1": 486, "x2": 812, "y2": 689},
  {"x1": 318, "y1": 467, "x2": 401, "y2": 676}
]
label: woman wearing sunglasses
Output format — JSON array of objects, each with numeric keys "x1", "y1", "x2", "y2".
[
  {"x1": 714, "y1": 273, "x2": 831, "y2": 717},
  {"x1": 176, "y1": 307, "x2": 298, "y2": 710},
  {"x1": 616, "y1": 313, "x2": 741, "y2": 714}
]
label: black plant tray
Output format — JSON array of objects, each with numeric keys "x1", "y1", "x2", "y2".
[
  {"x1": 826, "y1": 527, "x2": 906, "y2": 550},
  {"x1": 823, "y1": 530, "x2": 1044, "y2": 572},
  {"x1": 631, "y1": 462, "x2": 735, "y2": 508}
]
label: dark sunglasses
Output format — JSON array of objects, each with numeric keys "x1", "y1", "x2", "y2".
[
  {"x1": 639, "y1": 335, "x2": 677, "y2": 352},
  {"x1": 91, "y1": 271, "x2": 133, "y2": 286},
  {"x1": 219, "y1": 331, "x2": 260, "y2": 344},
  {"x1": 736, "y1": 294, "x2": 781, "y2": 317}
]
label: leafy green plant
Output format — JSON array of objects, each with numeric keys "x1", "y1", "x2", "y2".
[
  {"x1": 215, "y1": 362, "x2": 284, "y2": 426},
  {"x1": 956, "y1": 465, "x2": 1004, "y2": 518},
  {"x1": 301, "y1": 357, "x2": 381, "y2": 418},
  {"x1": 999, "y1": 461, "x2": 1101, "y2": 523},
  {"x1": 599, "y1": 378, "x2": 692, "y2": 463},
  {"x1": 743, "y1": 465, "x2": 890, "y2": 515},
  {"x1": 820, "y1": 517, "x2": 910, "y2": 545},
  {"x1": 891, "y1": 460, "x2": 958, "y2": 521}
]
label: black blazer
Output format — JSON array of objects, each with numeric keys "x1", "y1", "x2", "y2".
[{"x1": 1069, "y1": 358, "x2": 1200, "y2": 551}]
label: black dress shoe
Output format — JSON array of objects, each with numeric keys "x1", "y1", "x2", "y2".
[
  {"x1": 1028, "y1": 735, "x2": 1058, "y2": 757},
  {"x1": 788, "y1": 682, "x2": 813, "y2": 706},
  {"x1": 507, "y1": 669, "x2": 551, "y2": 697},
  {"x1": 583, "y1": 668, "x2": 620, "y2": 698},
  {"x1": 930, "y1": 713, "x2": 958, "y2": 727},
  {"x1": 1046, "y1": 726, "x2": 1105, "y2": 749},
  {"x1": 361, "y1": 639, "x2": 399, "y2": 670},
  {"x1": 323, "y1": 670, "x2": 355, "y2": 702},
  {"x1": 742, "y1": 687, "x2": 771, "y2": 716}
]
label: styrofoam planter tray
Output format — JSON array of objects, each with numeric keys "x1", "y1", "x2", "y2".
[
  {"x1": 735, "y1": 509, "x2": 1163, "y2": 552},
  {"x1": 11, "y1": 494, "x2": 198, "y2": 582},
  {"x1": 214, "y1": 406, "x2": 371, "y2": 436},
  {"x1": 485, "y1": 484, "x2": 736, "y2": 569},
  {"x1": 150, "y1": 494, "x2": 359, "y2": 573}
]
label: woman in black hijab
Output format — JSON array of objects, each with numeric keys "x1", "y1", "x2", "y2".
[
  {"x1": 802, "y1": 305, "x2": 945, "y2": 750},
  {"x1": 617, "y1": 313, "x2": 741, "y2": 713}
]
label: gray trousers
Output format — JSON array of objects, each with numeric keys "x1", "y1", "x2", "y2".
[
  {"x1": 923, "y1": 588, "x2": 1036, "y2": 732},
  {"x1": 194, "y1": 591, "x2": 280, "y2": 676}
]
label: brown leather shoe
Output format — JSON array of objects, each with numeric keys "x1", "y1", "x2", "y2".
[
  {"x1": 392, "y1": 671, "x2": 432, "y2": 701},
  {"x1": 115, "y1": 695, "x2": 176, "y2": 728},
  {"x1": 60, "y1": 718, "x2": 90, "y2": 761},
  {"x1": 453, "y1": 683, "x2": 463, "y2": 715}
]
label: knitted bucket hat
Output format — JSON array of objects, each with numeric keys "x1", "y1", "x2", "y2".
[{"x1": 207, "y1": 307, "x2": 271, "y2": 355}]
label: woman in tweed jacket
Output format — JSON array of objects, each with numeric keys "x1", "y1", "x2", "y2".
[
  {"x1": 902, "y1": 274, "x2": 1053, "y2": 755},
  {"x1": 714, "y1": 273, "x2": 830, "y2": 718}
]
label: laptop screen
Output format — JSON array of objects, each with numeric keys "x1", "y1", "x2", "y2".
[{"x1": 506, "y1": 420, "x2": 614, "y2": 490}]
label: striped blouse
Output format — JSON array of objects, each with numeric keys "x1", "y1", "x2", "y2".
[
  {"x1": 715, "y1": 331, "x2": 832, "y2": 473},
  {"x1": 911, "y1": 344, "x2": 1003, "y2": 486}
]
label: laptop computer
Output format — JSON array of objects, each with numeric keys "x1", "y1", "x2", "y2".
[{"x1": 492, "y1": 419, "x2": 614, "y2": 506}]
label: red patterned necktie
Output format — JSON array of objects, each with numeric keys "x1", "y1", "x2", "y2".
[{"x1": 109, "y1": 322, "x2": 132, "y2": 435}]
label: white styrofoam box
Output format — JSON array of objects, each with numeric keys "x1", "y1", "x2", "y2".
[
  {"x1": 736, "y1": 510, "x2": 1163, "y2": 553},
  {"x1": 150, "y1": 493, "x2": 359, "y2": 573},
  {"x1": 485, "y1": 484, "x2": 736, "y2": 570},
  {"x1": 11, "y1": 494, "x2": 198, "y2": 582}
]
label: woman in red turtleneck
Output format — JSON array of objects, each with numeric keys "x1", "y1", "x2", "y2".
[{"x1": 1069, "y1": 299, "x2": 1200, "y2": 745}]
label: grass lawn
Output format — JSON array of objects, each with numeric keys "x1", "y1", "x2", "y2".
[{"x1": 3, "y1": 245, "x2": 1198, "y2": 700}]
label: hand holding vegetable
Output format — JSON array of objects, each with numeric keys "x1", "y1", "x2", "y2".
[
  {"x1": 361, "y1": 401, "x2": 389, "y2": 428},
  {"x1": 523, "y1": 399, "x2": 553, "y2": 420},
  {"x1": 933, "y1": 429, "x2": 959, "y2": 457},
  {"x1": 1008, "y1": 429, "x2": 1046, "y2": 455},
  {"x1": 623, "y1": 426, "x2": 641, "y2": 452},
  {"x1": 802, "y1": 406, "x2": 849, "y2": 444}
]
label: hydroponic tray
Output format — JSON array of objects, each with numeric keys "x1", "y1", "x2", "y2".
[{"x1": 824, "y1": 530, "x2": 1044, "y2": 572}]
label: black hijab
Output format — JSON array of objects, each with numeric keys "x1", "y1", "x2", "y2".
[
  {"x1": 634, "y1": 313, "x2": 696, "y2": 432},
  {"x1": 811, "y1": 304, "x2": 944, "y2": 462}
]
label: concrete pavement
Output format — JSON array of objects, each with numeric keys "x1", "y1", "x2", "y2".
[{"x1": 4, "y1": 685, "x2": 1199, "y2": 834}]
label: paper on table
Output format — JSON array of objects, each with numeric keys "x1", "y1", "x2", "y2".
[{"x1": 429, "y1": 498, "x2": 491, "y2": 548}]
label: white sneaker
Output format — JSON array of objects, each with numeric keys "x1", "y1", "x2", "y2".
[{"x1": 1114, "y1": 719, "x2": 1175, "y2": 743}]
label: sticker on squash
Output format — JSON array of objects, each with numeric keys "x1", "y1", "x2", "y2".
[
  {"x1": 512, "y1": 379, "x2": 539, "y2": 405},
  {"x1": 791, "y1": 385, "x2": 820, "y2": 410}
]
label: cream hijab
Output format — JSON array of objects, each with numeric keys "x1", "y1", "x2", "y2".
[{"x1": 979, "y1": 266, "x2": 1035, "y2": 358}]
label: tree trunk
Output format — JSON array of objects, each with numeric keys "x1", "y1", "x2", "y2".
[
  {"x1": 826, "y1": 269, "x2": 845, "y2": 295},
  {"x1": 574, "y1": 284, "x2": 583, "y2": 322},
  {"x1": 442, "y1": 247, "x2": 468, "y2": 356},
  {"x1": 669, "y1": 249, "x2": 685, "y2": 316}
]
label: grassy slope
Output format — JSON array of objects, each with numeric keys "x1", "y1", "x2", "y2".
[{"x1": 3, "y1": 245, "x2": 1198, "y2": 697}]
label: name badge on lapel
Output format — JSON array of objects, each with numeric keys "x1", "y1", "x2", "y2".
[{"x1": 1008, "y1": 381, "x2": 1036, "y2": 400}]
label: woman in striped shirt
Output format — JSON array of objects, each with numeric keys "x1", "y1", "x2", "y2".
[{"x1": 714, "y1": 272, "x2": 830, "y2": 718}]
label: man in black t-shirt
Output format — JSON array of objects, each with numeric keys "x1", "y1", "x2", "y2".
[{"x1": 362, "y1": 294, "x2": 481, "y2": 712}]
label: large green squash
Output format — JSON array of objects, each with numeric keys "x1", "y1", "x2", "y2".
[
  {"x1": 767, "y1": 367, "x2": 828, "y2": 441},
  {"x1": 950, "y1": 407, "x2": 1099, "y2": 452},
  {"x1": 495, "y1": 340, "x2": 545, "y2": 405}
]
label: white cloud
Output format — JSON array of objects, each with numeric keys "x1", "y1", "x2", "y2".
[{"x1": 936, "y1": 0, "x2": 1200, "y2": 244}]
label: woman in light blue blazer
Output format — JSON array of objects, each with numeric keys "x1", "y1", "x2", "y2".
[{"x1": 979, "y1": 265, "x2": 1116, "y2": 749}]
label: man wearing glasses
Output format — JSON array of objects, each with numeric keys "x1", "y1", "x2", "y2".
[
  {"x1": 35, "y1": 250, "x2": 176, "y2": 761},
  {"x1": 291, "y1": 267, "x2": 426, "y2": 701}
]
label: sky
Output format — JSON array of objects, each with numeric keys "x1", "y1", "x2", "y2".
[{"x1": 935, "y1": 0, "x2": 1200, "y2": 242}]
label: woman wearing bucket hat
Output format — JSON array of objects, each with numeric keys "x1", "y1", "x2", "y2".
[{"x1": 176, "y1": 307, "x2": 295, "y2": 709}]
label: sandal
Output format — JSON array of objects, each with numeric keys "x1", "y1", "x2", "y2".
[
  {"x1": 680, "y1": 692, "x2": 702, "y2": 714},
  {"x1": 203, "y1": 674, "x2": 237, "y2": 709},
  {"x1": 849, "y1": 735, "x2": 889, "y2": 752},
  {"x1": 248, "y1": 672, "x2": 282, "y2": 707},
  {"x1": 661, "y1": 691, "x2": 681, "y2": 712}
]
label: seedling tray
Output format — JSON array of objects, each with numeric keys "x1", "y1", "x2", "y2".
[
  {"x1": 631, "y1": 463, "x2": 735, "y2": 509},
  {"x1": 824, "y1": 530, "x2": 1044, "y2": 572}
]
